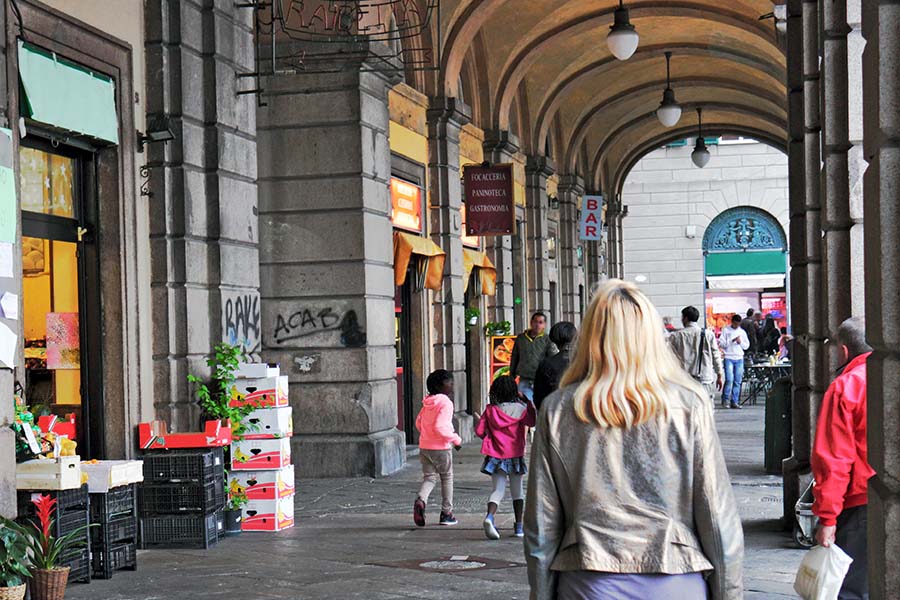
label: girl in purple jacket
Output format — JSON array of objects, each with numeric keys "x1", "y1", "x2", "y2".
[{"x1": 475, "y1": 375, "x2": 536, "y2": 539}]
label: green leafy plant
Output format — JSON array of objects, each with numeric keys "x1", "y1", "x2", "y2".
[
  {"x1": 1, "y1": 495, "x2": 93, "y2": 572},
  {"x1": 226, "y1": 483, "x2": 249, "y2": 511},
  {"x1": 187, "y1": 342, "x2": 258, "y2": 438},
  {"x1": 483, "y1": 320, "x2": 512, "y2": 336},
  {"x1": 0, "y1": 526, "x2": 31, "y2": 587},
  {"x1": 464, "y1": 307, "x2": 481, "y2": 332}
]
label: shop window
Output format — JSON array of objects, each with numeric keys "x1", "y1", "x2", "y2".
[{"x1": 20, "y1": 147, "x2": 76, "y2": 218}]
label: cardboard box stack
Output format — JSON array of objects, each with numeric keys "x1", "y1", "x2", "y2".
[{"x1": 229, "y1": 362, "x2": 295, "y2": 532}]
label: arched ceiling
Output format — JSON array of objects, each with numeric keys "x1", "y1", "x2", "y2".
[{"x1": 433, "y1": 0, "x2": 786, "y2": 190}]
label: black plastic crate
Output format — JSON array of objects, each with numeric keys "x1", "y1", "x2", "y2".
[
  {"x1": 91, "y1": 541, "x2": 137, "y2": 580},
  {"x1": 90, "y1": 485, "x2": 137, "y2": 522},
  {"x1": 139, "y1": 477, "x2": 224, "y2": 515},
  {"x1": 140, "y1": 510, "x2": 222, "y2": 549},
  {"x1": 91, "y1": 513, "x2": 138, "y2": 548},
  {"x1": 63, "y1": 547, "x2": 91, "y2": 584},
  {"x1": 17, "y1": 498, "x2": 89, "y2": 548},
  {"x1": 141, "y1": 447, "x2": 225, "y2": 484},
  {"x1": 17, "y1": 484, "x2": 89, "y2": 517}
]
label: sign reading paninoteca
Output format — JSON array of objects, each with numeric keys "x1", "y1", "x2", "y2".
[{"x1": 463, "y1": 164, "x2": 515, "y2": 236}]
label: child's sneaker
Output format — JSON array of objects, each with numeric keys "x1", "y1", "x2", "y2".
[
  {"x1": 413, "y1": 498, "x2": 426, "y2": 527},
  {"x1": 439, "y1": 512, "x2": 458, "y2": 526},
  {"x1": 514, "y1": 522, "x2": 524, "y2": 537},
  {"x1": 483, "y1": 514, "x2": 500, "y2": 540}
]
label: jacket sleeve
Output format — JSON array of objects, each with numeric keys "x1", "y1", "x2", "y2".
[
  {"x1": 710, "y1": 331, "x2": 724, "y2": 379},
  {"x1": 532, "y1": 361, "x2": 551, "y2": 410},
  {"x1": 524, "y1": 409, "x2": 564, "y2": 600},
  {"x1": 692, "y1": 399, "x2": 744, "y2": 599},
  {"x1": 509, "y1": 337, "x2": 520, "y2": 377},
  {"x1": 524, "y1": 398, "x2": 537, "y2": 428},
  {"x1": 434, "y1": 397, "x2": 462, "y2": 447},
  {"x1": 811, "y1": 381, "x2": 855, "y2": 526},
  {"x1": 739, "y1": 329, "x2": 750, "y2": 351},
  {"x1": 415, "y1": 409, "x2": 422, "y2": 433},
  {"x1": 474, "y1": 406, "x2": 489, "y2": 439}
]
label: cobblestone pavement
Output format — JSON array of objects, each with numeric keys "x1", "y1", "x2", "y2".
[{"x1": 68, "y1": 403, "x2": 804, "y2": 599}]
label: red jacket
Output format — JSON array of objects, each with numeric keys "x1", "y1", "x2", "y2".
[{"x1": 811, "y1": 352, "x2": 875, "y2": 526}]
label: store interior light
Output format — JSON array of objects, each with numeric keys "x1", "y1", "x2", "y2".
[
  {"x1": 691, "y1": 107, "x2": 711, "y2": 168},
  {"x1": 656, "y1": 51, "x2": 682, "y2": 127},
  {"x1": 607, "y1": 0, "x2": 639, "y2": 61}
]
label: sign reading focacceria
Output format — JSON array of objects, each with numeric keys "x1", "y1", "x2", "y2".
[{"x1": 463, "y1": 164, "x2": 515, "y2": 236}]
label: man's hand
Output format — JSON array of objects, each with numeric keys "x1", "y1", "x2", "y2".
[
  {"x1": 716, "y1": 376, "x2": 724, "y2": 391},
  {"x1": 816, "y1": 524, "x2": 837, "y2": 547}
]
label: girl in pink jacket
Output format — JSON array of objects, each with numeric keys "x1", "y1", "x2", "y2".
[{"x1": 475, "y1": 375, "x2": 536, "y2": 539}]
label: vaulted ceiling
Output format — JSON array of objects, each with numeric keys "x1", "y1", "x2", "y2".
[{"x1": 422, "y1": 0, "x2": 787, "y2": 194}]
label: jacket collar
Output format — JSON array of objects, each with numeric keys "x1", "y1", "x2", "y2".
[
  {"x1": 840, "y1": 352, "x2": 871, "y2": 375},
  {"x1": 523, "y1": 330, "x2": 545, "y2": 342}
]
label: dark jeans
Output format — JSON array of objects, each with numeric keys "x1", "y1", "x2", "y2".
[{"x1": 836, "y1": 505, "x2": 868, "y2": 600}]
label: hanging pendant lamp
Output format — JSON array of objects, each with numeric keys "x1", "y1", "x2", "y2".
[
  {"x1": 691, "y1": 107, "x2": 711, "y2": 168},
  {"x1": 607, "y1": 0, "x2": 639, "y2": 61},
  {"x1": 656, "y1": 51, "x2": 682, "y2": 127}
]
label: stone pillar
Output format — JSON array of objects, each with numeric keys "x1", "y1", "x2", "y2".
[
  {"x1": 146, "y1": 1, "x2": 261, "y2": 430},
  {"x1": 783, "y1": 0, "x2": 811, "y2": 525},
  {"x1": 606, "y1": 197, "x2": 623, "y2": 279},
  {"x1": 0, "y1": 1, "x2": 14, "y2": 517},
  {"x1": 482, "y1": 130, "x2": 519, "y2": 326},
  {"x1": 524, "y1": 156, "x2": 555, "y2": 316},
  {"x1": 557, "y1": 175, "x2": 585, "y2": 324},
  {"x1": 846, "y1": 1, "x2": 866, "y2": 316},
  {"x1": 427, "y1": 96, "x2": 473, "y2": 440},
  {"x1": 861, "y1": 1, "x2": 900, "y2": 597},
  {"x1": 257, "y1": 52, "x2": 406, "y2": 478}
]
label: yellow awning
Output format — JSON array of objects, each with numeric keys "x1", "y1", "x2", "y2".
[
  {"x1": 393, "y1": 231, "x2": 445, "y2": 291},
  {"x1": 463, "y1": 248, "x2": 497, "y2": 296}
]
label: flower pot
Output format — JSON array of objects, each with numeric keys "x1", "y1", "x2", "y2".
[
  {"x1": 29, "y1": 567, "x2": 69, "y2": 600},
  {"x1": 0, "y1": 584, "x2": 26, "y2": 600},
  {"x1": 224, "y1": 509, "x2": 243, "y2": 536},
  {"x1": 467, "y1": 316, "x2": 478, "y2": 326}
]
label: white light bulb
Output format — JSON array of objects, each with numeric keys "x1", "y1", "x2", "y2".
[
  {"x1": 607, "y1": 28, "x2": 639, "y2": 61},
  {"x1": 692, "y1": 145, "x2": 711, "y2": 168}
]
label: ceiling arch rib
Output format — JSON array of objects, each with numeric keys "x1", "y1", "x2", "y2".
[
  {"x1": 490, "y1": 2, "x2": 781, "y2": 132},
  {"x1": 440, "y1": 0, "x2": 505, "y2": 98}
]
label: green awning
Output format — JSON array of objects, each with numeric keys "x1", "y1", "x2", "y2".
[
  {"x1": 18, "y1": 42, "x2": 118, "y2": 144},
  {"x1": 705, "y1": 250, "x2": 786, "y2": 276}
]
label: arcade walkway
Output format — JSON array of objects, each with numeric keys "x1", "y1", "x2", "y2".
[{"x1": 69, "y1": 404, "x2": 803, "y2": 599}]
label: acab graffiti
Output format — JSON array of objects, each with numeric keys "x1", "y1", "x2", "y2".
[{"x1": 272, "y1": 306, "x2": 366, "y2": 347}]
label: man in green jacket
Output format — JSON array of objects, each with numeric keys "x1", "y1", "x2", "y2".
[{"x1": 510, "y1": 312, "x2": 557, "y2": 401}]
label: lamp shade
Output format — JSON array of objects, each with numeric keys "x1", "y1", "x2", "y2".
[
  {"x1": 657, "y1": 89, "x2": 681, "y2": 127},
  {"x1": 692, "y1": 137, "x2": 711, "y2": 168},
  {"x1": 607, "y1": 3, "x2": 639, "y2": 61}
]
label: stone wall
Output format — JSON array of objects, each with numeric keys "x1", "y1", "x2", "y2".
[{"x1": 620, "y1": 141, "x2": 789, "y2": 320}]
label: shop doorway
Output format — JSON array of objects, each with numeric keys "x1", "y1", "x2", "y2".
[
  {"x1": 395, "y1": 273, "x2": 415, "y2": 445},
  {"x1": 20, "y1": 141, "x2": 103, "y2": 458}
]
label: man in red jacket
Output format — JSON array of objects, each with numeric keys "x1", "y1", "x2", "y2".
[{"x1": 811, "y1": 316, "x2": 874, "y2": 599}]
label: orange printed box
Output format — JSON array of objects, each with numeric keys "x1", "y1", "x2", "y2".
[
  {"x1": 229, "y1": 376, "x2": 289, "y2": 409},
  {"x1": 230, "y1": 438, "x2": 291, "y2": 471},
  {"x1": 242, "y1": 494, "x2": 295, "y2": 532},
  {"x1": 241, "y1": 406, "x2": 293, "y2": 440},
  {"x1": 229, "y1": 465, "x2": 295, "y2": 500}
]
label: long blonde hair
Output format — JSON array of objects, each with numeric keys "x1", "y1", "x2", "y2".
[{"x1": 560, "y1": 279, "x2": 704, "y2": 428}]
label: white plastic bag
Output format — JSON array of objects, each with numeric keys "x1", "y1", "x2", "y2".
[{"x1": 793, "y1": 544, "x2": 854, "y2": 600}]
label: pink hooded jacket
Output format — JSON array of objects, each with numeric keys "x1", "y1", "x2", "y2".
[
  {"x1": 416, "y1": 394, "x2": 462, "y2": 450},
  {"x1": 475, "y1": 401, "x2": 536, "y2": 459}
]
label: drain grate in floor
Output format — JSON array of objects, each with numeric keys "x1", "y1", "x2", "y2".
[{"x1": 370, "y1": 555, "x2": 524, "y2": 573}]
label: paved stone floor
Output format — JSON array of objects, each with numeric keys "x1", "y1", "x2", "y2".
[{"x1": 69, "y1": 403, "x2": 804, "y2": 599}]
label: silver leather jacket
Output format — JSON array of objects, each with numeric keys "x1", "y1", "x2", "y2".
[{"x1": 524, "y1": 383, "x2": 743, "y2": 599}]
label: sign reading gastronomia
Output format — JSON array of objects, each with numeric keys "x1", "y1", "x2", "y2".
[
  {"x1": 579, "y1": 195, "x2": 604, "y2": 240},
  {"x1": 464, "y1": 164, "x2": 515, "y2": 236}
]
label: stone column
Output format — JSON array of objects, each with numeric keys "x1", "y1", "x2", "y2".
[
  {"x1": 861, "y1": 2, "x2": 900, "y2": 597},
  {"x1": 524, "y1": 156, "x2": 555, "y2": 316},
  {"x1": 557, "y1": 175, "x2": 585, "y2": 324},
  {"x1": 482, "y1": 130, "x2": 519, "y2": 326},
  {"x1": 427, "y1": 96, "x2": 473, "y2": 440},
  {"x1": 257, "y1": 51, "x2": 405, "y2": 478},
  {"x1": 606, "y1": 197, "x2": 622, "y2": 279},
  {"x1": 846, "y1": 1, "x2": 865, "y2": 316},
  {"x1": 783, "y1": 0, "x2": 811, "y2": 525}
]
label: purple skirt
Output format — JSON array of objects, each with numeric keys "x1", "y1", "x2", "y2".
[{"x1": 558, "y1": 571, "x2": 708, "y2": 600}]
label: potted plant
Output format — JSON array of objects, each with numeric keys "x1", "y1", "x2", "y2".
[
  {"x1": 464, "y1": 307, "x2": 480, "y2": 331},
  {"x1": 224, "y1": 476, "x2": 248, "y2": 537},
  {"x1": 188, "y1": 342, "x2": 258, "y2": 439},
  {"x1": 1, "y1": 495, "x2": 93, "y2": 600},
  {"x1": 483, "y1": 320, "x2": 512, "y2": 337},
  {"x1": 0, "y1": 527, "x2": 31, "y2": 600}
]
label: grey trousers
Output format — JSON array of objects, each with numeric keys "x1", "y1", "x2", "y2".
[
  {"x1": 836, "y1": 505, "x2": 868, "y2": 600},
  {"x1": 418, "y1": 449, "x2": 453, "y2": 513}
]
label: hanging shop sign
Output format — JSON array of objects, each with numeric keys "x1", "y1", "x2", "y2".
[
  {"x1": 390, "y1": 177, "x2": 423, "y2": 233},
  {"x1": 463, "y1": 164, "x2": 515, "y2": 236},
  {"x1": 460, "y1": 203, "x2": 480, "y2": 248},
  {"x1": 579, "y1": 195, "x2": 604, "y2": 240}
]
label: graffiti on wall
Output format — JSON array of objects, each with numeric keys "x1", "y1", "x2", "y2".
[
  {"x1": 223, "y1": 292, "x2": 261, "y2": 354},
  {"x1": 270, "y1": 307, "x2": 366, "y2": 348}
]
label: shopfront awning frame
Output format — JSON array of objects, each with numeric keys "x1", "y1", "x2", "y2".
[
  {"x1": 463, "y1": 248, "x2": 496, "y2": 296},
  {"x1": 393, "y1": 231, "x2": 445, "y2": 291}
]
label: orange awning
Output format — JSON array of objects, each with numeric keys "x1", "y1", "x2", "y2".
[
  {"x1": 463, "y1": 248, "x2": 496, "y2": 296},
  {"x1": 393, "y1": 231, "x2": 445, "y2": 291}
]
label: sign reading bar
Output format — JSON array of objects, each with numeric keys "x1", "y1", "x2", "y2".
[
  {"x1": 464, "y1": 164, "x2": 515, "y2": 236},
  {"x1": 579, "y1": 195, "x2": 604, "y2": 240},
  {"x1": 390, "y1": 177, "x2": 423, "y2": 233}
]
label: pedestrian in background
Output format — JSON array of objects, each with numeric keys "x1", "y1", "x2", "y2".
[
  {"x1": 533, "y1": 321, "x2": 577, "y2": 411},
  {"x1": 413, "y1": 369, "x2": 462, "y2": 527},
  {"x1": 475, "y1": 375, "x2": 535, "y2": 540},
  {"x1": 667, "y1": 305, "x2": 723, "y2": 404},
  {"x1": 510, "y1": 312, "x2": 557, "y2": 401},
  {"x1": 759, "y1": 315, "x2": 780, "y2": 356},
  {"x1": 811, "y1": 317, "x2": 873, "y2": 599},
  {"x1": 718, "y1": 314, "x2": 750, "y2": 409},
  {"x1": 740, "y1": 308, "x2": 759, "y2": 357},
  {"x1": 524, "y1": 280, "x2": 743, "y2": 600}
]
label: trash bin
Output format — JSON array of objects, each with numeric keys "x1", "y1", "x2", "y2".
[{"x1": 765, "y1": 376, "x2": 792, "y2": 474}]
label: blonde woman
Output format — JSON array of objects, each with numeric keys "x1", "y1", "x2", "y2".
[{"x1": 524, "y1": 280, "x2": 743, "y2": 600}]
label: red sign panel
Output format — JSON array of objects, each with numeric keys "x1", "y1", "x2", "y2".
[
  {"x1": 391, "y1": 177, "x2": 422, "y2": 233},
  {"x1": 464, "y1": 164, "x2": 515, "y2": 236}
]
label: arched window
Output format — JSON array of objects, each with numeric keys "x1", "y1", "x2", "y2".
[{"x1": 702, "y1": 206, "x2": 787, "y2": 252}]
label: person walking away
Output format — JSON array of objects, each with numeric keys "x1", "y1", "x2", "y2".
[
  {"x1": 719, "y1": 314, "x2": 750, "y2": 409},
  {"x1": 667, "y1": 306, "x2": 724, "y2": 404},
  {"x1": 778, "y1": 327, "x2": 793, "y2": 361},
  {"x1": 475, "y1": 375, "x2": 536, "y2": 539},
  {"x1": 811, "y1": 317, "x2": 873, "y2": 599},
  {"x1": 533, "y1": 321, "x2": 577, "y2": 411},
  {"x1": 740, "y1": 309, "x2": 759, "y2": 357},
  {"x1": 509, "y1": 312, "x2": 557, "y2": 401},
  {"x1": 524, "y1": 280, "x2": 743, "y2": 600},
  {"x1": 413, "y1": 369, "x2": 462, "y2": 527},
  {"x1": 759, "y1": 315, "x2": 780, "y2": 355}
]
